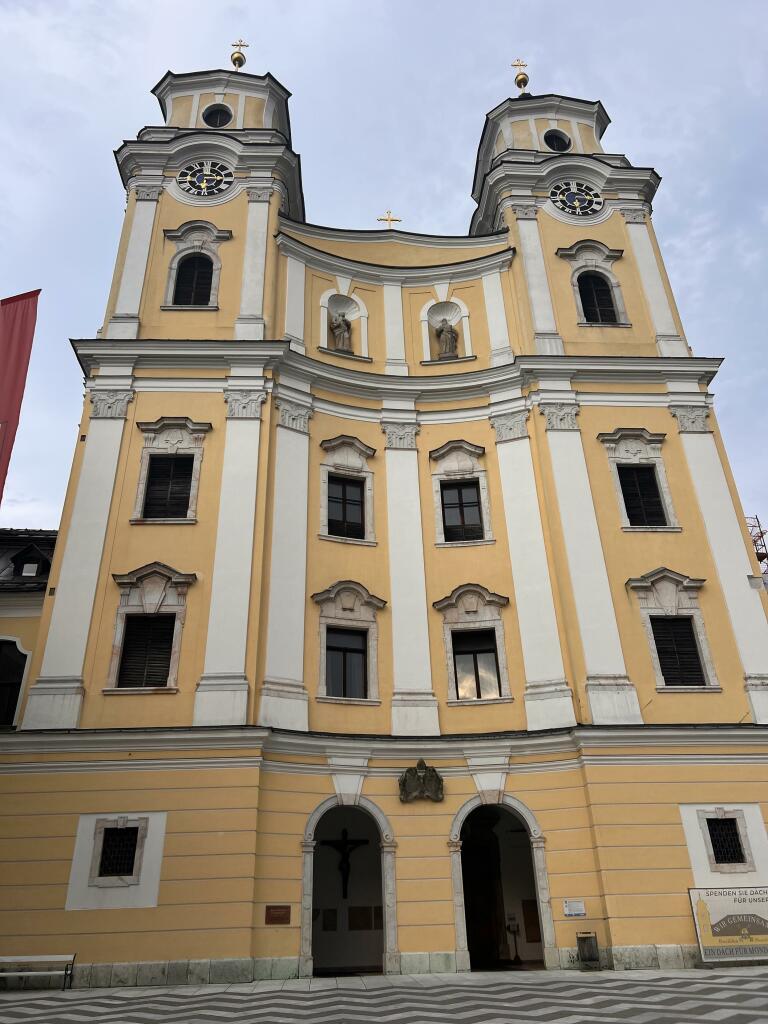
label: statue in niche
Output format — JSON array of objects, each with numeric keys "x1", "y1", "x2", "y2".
[
  {"x1": 436, "y1": 317, "x2": 459, "y2": 359},
  {"x1": 399, "y1": 759, "x2": 444, "y2": 802},
  {"x1": 330, "y1": 312, "x2": 352, "y2": 352}
]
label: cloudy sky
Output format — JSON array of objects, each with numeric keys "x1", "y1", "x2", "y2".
[{"x1": 1, "y1": 0, "x2": 766, "y2": 528}]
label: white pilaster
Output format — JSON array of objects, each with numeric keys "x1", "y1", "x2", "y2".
[
  {"x1": 194, "y1": 381, "x2": 267, "y2": 727},
  {"x1": 512, "y1": 206, "x2": 564, "y2": 355},
  {"x1": 672, "y1": 405, "x2": 768, "y2": 723},
  {"x1": 284, "y1": 255, "x2": 306, "y2": 352},
  {"x1": 383, "y1": 283, "x2": 408, "y2": 375},
  {"x1": 541, "y1": 398, "x2": 642, "y2": 725},
  {"x1": 481, "y1": 270, "x2": 514, "y2": 365},
  {"x1": 621, "y1": 209, "x2": 687, "y2": 356},
  {"x1": 381, "y1": 418, "x2": 439, "y2": 735},
  {"x1": 257, "y1": 385, "x2": 312, "y2": 731},
  {"x1": 490, "y1": 407, "x2": 576, "y2": 730},
  {"x1": 21, "y1": 388, "x2": 134, "y2": 730},
  {"x1": 105, "y1": 188, "x2": 160, "y2": 340},
  {"x1": 235, "y1": 186, "x2": 272, "y2": 341}
]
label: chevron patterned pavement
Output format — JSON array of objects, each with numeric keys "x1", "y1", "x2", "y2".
[{"x1": 1, "y1": 968, "x2": 768, "y2": 1024}]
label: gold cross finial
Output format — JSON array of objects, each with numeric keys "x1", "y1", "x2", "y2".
[
  {"x1": 231, "y1": 39, "x2": 249, "y2": 71},
  {"x1": 377, "y1": 209, "x2": 402, "y2": 229},
  {"x1": 512, "y1": 57, "x2": 529, "y2": 95}
]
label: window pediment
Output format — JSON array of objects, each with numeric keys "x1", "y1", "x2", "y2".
[
  {"x1": 429, "y1": 440, "x2": 485, "y2": 476},
  {"x1": 113, "y1": 562, "x2": 196, "y2": 613},
  {"x1": 434, "y1": 583, "x2": 508, "y2": 620},
  {"x1": 312, "y1": 579, "x2": 386, "y2": 619},
  {"x1": 597, "y1": 427, "x2": 665, "y2": 461},
  {"x1": 320, "y1": 435, "x2": 376, "y2": 470},
  {"x1": 555, "y1": 239, "x2": 623, "y2": 266},
  {"x1": 626, "y1": 567, "x2": 704, "y2": 614}
]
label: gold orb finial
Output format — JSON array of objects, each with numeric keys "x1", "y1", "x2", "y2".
[
  {"x1": 231, "y1": 38, "x2": 249, "y2": 71},
  {"x1": 511, "y1": 57, "x2": 529, "y2": 95}
]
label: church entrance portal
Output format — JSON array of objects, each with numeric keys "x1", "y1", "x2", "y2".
[
  {"x1": 460, "y1": 805, "x2": 543, "y2": 970},
  {"x1": 312, "y1": 805, "x2": 384, "y2": 975}
]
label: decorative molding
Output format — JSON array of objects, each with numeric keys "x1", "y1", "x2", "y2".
[
  {"x1": 696, "y1": 807, "x2": 756, "y2": 874},
  {"x1": 163, "y1": 221, "x2": 231, "y2": 308},
  {"x1": 619, "y1": 206, "x2": 649, "y2": 223},
  {"x1": 132, "y1": 417, "x2": 211, "y2": 522},
  {"x1": 275, "y1": 397, "x2": 312, "y2": 433},
  {"x1": 320, "y1": 435, "x2": 376, "y2": 460},
  {"x1": 597, "y1": 427, "x2": 678, "y2": 529},
  {"x1": 88, "y1": 816, "x2": 149, "y2": 888},
  {"x1": 429, "y1": 439, "x2": 485, "y2": 463},
  {"x1": 540, "y1": 402, "x2": 578, "y2": 431},
  {"x1": 381, "y1": 421, "x2": 419, "y2": 450},
  {"x1": 509, "y1": 203, "x2": 539, "y2": 220},
  {"x1": 555, "y1": 239, "x2": 623, "y2": 264},
  {"x1": 429, "y1": 441, "x2": 493, "y2": 545},
  {"x1": 319, "y1": 436, "x2": 376, "y2": 543},
  {"x1": 491, "y1": 410, "x2": 529, "y2": 443},
  {"x1": 135, "y1": 187, "x2": 162, "y2": 202},
  {"x1": 89, "y1": 390, "x2": 134, "y2": 419},
  {"x1": 245, "y1": 186, "x2": 273, "y2": 202},
  {"x1": 224, "y1": 390, "x2": 266, "y2": 419},
  {"x1": 556, "y1": 239, "x2": 629, "y2": 327},
  {"x1": 399, "y1": 760, "x2": 444, "y2": 802},
  {"x1": 671, "y1": 405, "x2": 711, "y2": 433},
  {"x1": 433, "y1": 583, "x2": 511, "y2": 701},
  {"x1": 311, "y1": 581, "x2": 386, "y2": 701}
]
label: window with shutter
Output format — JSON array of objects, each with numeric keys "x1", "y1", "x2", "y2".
[
  {"x1": 617, "y1": 464, "x2": 667, "y2": 526},
  {"x1": 706, "y1": 817, "x2": 746, "y2": 865},
  {"x1": 327, "y1": 475, "x2": 365, "y2": 539},
  {"x1": 117, "y1": 614, "x2": 175, "y2": 688},
  {"x1": 440, "y1": 480, "x2": 484, "y2": 542},
  {"x1": 142, "y1": 455, "x2": 194, "y2": 519},
  {"x1": 650, "y1": 616, "x2": 705, "y2": 686},
  {"x1": 172, "y1": 254, "x2": 214, "y2": 306},
  {"x1": 578, "y1": 272, "x2": 618, "y2": 324}
]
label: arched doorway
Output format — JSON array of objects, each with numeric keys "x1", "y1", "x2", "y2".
[
  {"x1": 301, "y1": 799, "x2": 398, "y2": 977},
  {"x1": 450, "y1": 796, "x2": 556, "y2": 971}
]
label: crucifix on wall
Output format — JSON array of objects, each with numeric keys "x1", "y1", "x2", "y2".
[{"x1": 320, "y1": 828, "x2": 369, "y2": 899}]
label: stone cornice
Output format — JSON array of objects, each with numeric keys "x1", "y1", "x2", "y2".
[
  {"x1": 276, "y1": 232, "x2": 515, "y2": 285},
  {"x1": 279, "y1": 216, "x2": 508, "y2": 251},
  {"x1": 72, "y1": 341, "x2": 723, "y2": 409}
]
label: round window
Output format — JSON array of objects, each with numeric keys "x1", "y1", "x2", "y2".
[
  {"x1": 543, "y1": 129, "x2": 571, "y2": 153},
  {"x1": 202, "y1": 105, "x2": 233, "y2": 128}
]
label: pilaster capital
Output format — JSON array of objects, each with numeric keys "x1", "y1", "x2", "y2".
[
  {"x1": 509, "y1": 202, "x2": 539, "y2": 220},
  {"x1": 224, "y1": 390, "x2": 267, "y2": 420},
  {"x1": 619, "y1": 205, "x2": 649, "y2": 224},
  {"x1": 670, "y1": 404, "x2": 710, "y2": 433},
  {"x1": 89, "y1": 390, "x2": 134, "y2": 419},
  {"x1": 540, "y1": 401, "x2": 579, "y2": 431},
  {"x1": 275, "y1": 397, "x2": 313, "y2": 433},
  {"x1": 135, "y1": 186, "x2": 163, "y2": 202},
  {"x1": 245, "y1": 185, "x2": 273, "y2": 203},
  {"x1": 490, "y1": 410, "x2": 529, "y2": 443},
  {"x1": 381, "y1": 421, "x2": 419, "y2": 450}
]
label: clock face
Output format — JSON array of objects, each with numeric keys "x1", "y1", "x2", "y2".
[
  {"x1": 549, "y1": 180, "x2": 604, "y2": 217},
  {"x1": 177, "y1": 160, "x2": 234, "y2": 197}
]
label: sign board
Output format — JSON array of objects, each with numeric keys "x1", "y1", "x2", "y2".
[
  {"x1": 690, "y1": 887, "x2": 768, "y2": 962},
  {"x1": 265, "y1": 904, "x2": 291, "y2": 925},
  {"x1": 564, "y1": 899, "x2": 586, "y2": 918}
]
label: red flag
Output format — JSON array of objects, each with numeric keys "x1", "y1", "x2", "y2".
[{"x1": 0, "y1": 289, "x2": 41, "y2": 505}]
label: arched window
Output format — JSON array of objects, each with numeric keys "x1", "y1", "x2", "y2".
[
  {"x1": 172, "y1": 254, "x2": 213, "y2": 306},
  {"x1": 578, "y1": 271, "x2": 617, "y2": 324}
]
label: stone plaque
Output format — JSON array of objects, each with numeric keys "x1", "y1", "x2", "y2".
[
  {"x1": 265, "y1": 904, "x2": 291, "y2": 925},
  {"x1": 563, "y1": 899, "x2": 586, "y2": 918},
  {"x1": 690, "y1": 887, "x2": 768, "y2": 962}
]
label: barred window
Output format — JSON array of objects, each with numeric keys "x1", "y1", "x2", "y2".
[
  {"x1": 98, "y1": 826, "x2": 139, "y2": 877},
  {"x1": 706, "y1": 817, "x2": 746, "y2": 865}
]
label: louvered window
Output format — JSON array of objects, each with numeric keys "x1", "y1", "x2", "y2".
[
  {"x1": 326, "y1": 628, "x2": 367, "y2": 699},
  {"x1": 117, "y1": 614, "x2": 175, "y2": 688},
  {"x1": 172, "y1": 254, "x2": 213, "y2": 306},
  {"x1": 578, "y1": 272, "x2": 618, "y2": 324},
  {"x1": 98, "y1": 827, "x2": 139, "y2": 876},
  {"x1": 452, "y1": 629, "x2": 500, "y2": 700},
  {"x1": 327, "y1": 475, "x2": 365, "y2": 539},
  {"x1": 142, "y1": 455, "x2": 193, "y2": 519},
  {"x1": 441, "y1": 480, "x2": 483, "y2": 542},
  {"x1": 706, "y1": 817, "x2": 746, "y2": 865},
  {"x1": 617, "y1": 464, "x2": 667, "y2": 526},
  {"x1": 650, "y1": 616, "x2": 705, "y2": 686}
]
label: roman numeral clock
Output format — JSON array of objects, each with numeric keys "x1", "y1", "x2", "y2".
[
  {"x1": 177, "y1": 160, "x2": 234, "y2": 197},
  {"x1": 549, "y1": 180, "x2": 604, "y2": 216}
]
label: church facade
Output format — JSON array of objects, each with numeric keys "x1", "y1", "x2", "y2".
[{"x1": 1, "y1": 58, "x2": 768, "y2": 986}]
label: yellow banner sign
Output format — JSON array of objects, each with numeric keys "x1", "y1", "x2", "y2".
[{"x1": 690, "y1": 887, "x2": 768, "y2": 962}]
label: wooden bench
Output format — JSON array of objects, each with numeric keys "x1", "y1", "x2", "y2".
[{"x1": 0, "y1": 955, "x2": 76, "y2": 991}]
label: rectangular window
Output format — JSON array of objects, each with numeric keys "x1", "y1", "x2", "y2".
[
  {"x1": 706, "y1": 817, "x2": 746, "y2": 865},
  {"x1": 441, "y1": 480, "x2": 483, "y2": 542},
  {"x1": 117, "y1": 614, "x2": 175, "y2": 688},
  {"x1": 98, "y1": 826, "x2": 139, "y2": 877},
  {"x1": 650, "y1": 616, "x2": 705, "y2": 686},
  {"x1": 142, "y1": 455, "x2": 194, "y2": 519},
  {"x1": 327, "y1": 475, "x2": 365, "y2": 539},
  {"x1": 452, "y1": 629, "x2": 500, "y2": 700},
  {"x1": 326, "y1": 627, "x2": 367, "y2": 699},
  {"x1": 617, "y1": 464, "x2": 667, "y2": 527}
]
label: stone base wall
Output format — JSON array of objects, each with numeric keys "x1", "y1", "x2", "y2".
[{"x1": 0, "y1": 946, "x2": 708, "y2": 990}]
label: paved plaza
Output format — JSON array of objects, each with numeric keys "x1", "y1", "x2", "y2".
[{"x1": 1, "y1": 968, "x2": 768, "y2": 1024}]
